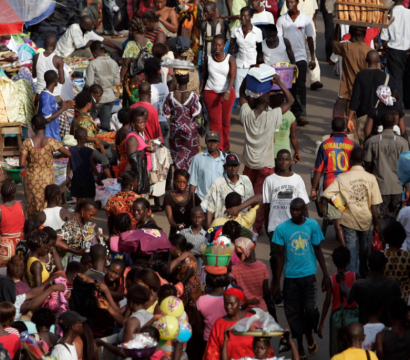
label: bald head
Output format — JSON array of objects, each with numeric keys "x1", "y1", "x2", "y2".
[
  {"x1": 80, "y1": 16, "x2": 94, "y2": 32},
  {"x1": 346, "y1": 322, "x2": 365, "y2": 344},
  {"x1": 290, "y1": 197, "x2": 306, "y2": 209},
  {"x1": 366, "y1": 50, "x2": 380, "y2": 65},
  {"x1": 139, "y1": 82, "x2": 151, "y2": 96},
  {"x1": 44, "y1": 36, "x2": 57, "y2": 51}
]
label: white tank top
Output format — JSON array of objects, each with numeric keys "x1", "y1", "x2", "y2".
[
  {"x1": 205, "y1": 54, "x2": 231, "y2": 93},
  {"x1": 36, "y1": 52, "x2": 62, "y2": 96},
  {"x1": 262, "y1": 37, "x2": 290, "y2": 66},
  {"x1": 42, "y1": 207, "x2": 66, "y2": 231}
]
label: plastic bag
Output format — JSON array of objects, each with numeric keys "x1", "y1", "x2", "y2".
[
  {"x1": 228, "y1": 308, "x2": 283, "y2": 334},
  {"x1": 372, "y1": 233, "x2": 382, "y2": 251}
]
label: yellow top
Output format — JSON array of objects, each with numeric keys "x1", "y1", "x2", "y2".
[
  {"x1": 210, "y1": 205, "x2": 259, "y2": 230},
  {"x1": 27, "y1": 257, "x2": 49, "y2": 288},
  {"x1": 331, "y1": 349, "x2": 378, "y2": 360}
]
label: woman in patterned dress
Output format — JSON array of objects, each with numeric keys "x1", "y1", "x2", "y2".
[
  {"x1": 163, "y1": 70, "x2": 201, "y2": 170},
  {"x1": 20, "y1": 115, "x2": 71, "y2": 218}
]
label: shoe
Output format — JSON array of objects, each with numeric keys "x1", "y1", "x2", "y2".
[
  {"x1": 297, "y1": 117, "x2": 309, "y2": 126},
  {"x1": 310, "y1": 81, "x2": 323, "y2": 90},
  {"x1": 306, "y1": 336, "x2": 319, "y2": 355}
]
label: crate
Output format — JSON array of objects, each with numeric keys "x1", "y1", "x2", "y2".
[{"x1": 333, "y1": 1, "x2": 395, "y2": 28}]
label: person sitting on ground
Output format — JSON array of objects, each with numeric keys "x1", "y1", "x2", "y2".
[
  {"x1": 31, "y1": 307, "x2": 59, "y2": 349},
  {"x1": 318, "y1": 246, "x2": 359, "y2": 357},
  {"x1": 36, "y1": 184, "x2": 74, "y2": 231},
  {"x1": 375, "y1": 297, "x2": 410, "y2": 360},
  {"x1": 330, "y1": 322, "x2": 377, "y2": 360},
  {"x1": 362, "y1": 297, "x2": 384, "y2": 351}
]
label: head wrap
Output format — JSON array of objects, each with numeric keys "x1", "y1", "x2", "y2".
[
  {"x1": 235, "y1": 237, "x2": 256, "y2": 261},
  {"x1": 129, "y1": 17, "x2": 145, "y2": 34},
  {"x1": 376, "y1": 85, "x2": 396, "y2": 106},
  {"x1": 0, "y1": 277, "x2": 16, "y2": 304},
  {"x1": 181, "y1": 48, "x2": 194, "y2": 62},
  {"x1": 224, "y1": 287, "x2": 245, "y2": 302},
  {"x1": 205, "y1": 265, "x2": 228, "y2": 275}
]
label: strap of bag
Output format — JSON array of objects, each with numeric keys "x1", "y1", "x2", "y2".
[{"x1": 365, "y1": 350, "x2": 370, "y2": 360}]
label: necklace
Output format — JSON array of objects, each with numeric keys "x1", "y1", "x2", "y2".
[{"x1": 213, "y1": 53, "x2": 227, "y2": 62}]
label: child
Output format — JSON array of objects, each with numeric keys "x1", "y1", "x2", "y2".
[
  {"x1": 318, "y1": 246, "x2": 359, "y2": 357},
  {"x1": 362, "y1": 297, "x2": 384, "y2": 351},
  {"x1": 15, "y1": 218, "x2": 41, "y2": 258},
  {"x1": 222, "y1": 332, "x2": 299, "y2": 360},
  {"x1": 38, "y1": 70, "x2": 73, "y2": 142},
  {"x1": 42, "y1": 227, "x2": 63, "y2": 274},
  {"x1": 26, "y1": 229, "x2": 51, "y2": 288},
  {"x1": 66, "y1": 127, "x2": 101, "y2": 203},
  {"x1": 140, "y1": 326, "x2": 169, "y2": 360},
  {"x1": 109, "y1": 213, "x2": 134, "y2": 267}
]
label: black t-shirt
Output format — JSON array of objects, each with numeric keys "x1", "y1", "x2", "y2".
[
  {"x1": 367, "y1": 103, "x2": 405, "y2": 133},
  {"x1": 69, "y1": 145, "x2": 95, "y2": 184},
  {"x1": 347, "y1": 276, "x2": 401, "y2": 326}
]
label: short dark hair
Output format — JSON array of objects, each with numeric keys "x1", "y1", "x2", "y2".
[
  {"x1": 75, "y1": 127, "x2": 88, "y2": 141},
  {"x1": 89, "y1": 84, "x2": 103, "y2": 95},
  {"x1": 118, "y1": 108, "x2": 130, "y2": 125},
  {"x1": 331, "y1": 246, "x2": 351, "y2": 269},
  {"x1": 45, "y1": 184, "x2": 61, "y2": 204},
  {"x1": 66, "y1": 261, "x2": 85, "y2": 279},
  {"x1": 225, "y1": 192, "x2": 242, "y2": 209},
  {"x1": 110, "y1": 258, "x2": 126, "y2": 272},
  {"x1": 350, "y1": 147, "x2": 365, "y2": 165},
  {"x1": 152, "y1": 43, "x2": 169, "y2": 59},
  {"x1": 142, "y1": 10, "x2": 157, "y2": 22},
  {"x1": 241, "y1": 6, "x2": 254, "y2": 16},
  {"x1": 114, "y1": 213, "x2": 132, "y2": 233},
  {"x1": 265, "y1": 24, "x2": 278, "y2": 34},
  {"x1": 133, "y1": 197, "x2": 150, "y2": 210},
  {"x1": 24, "y1": 218, "x2": 41, "y2": 236},
  {"x1": 169, "y1": 234, "x2": 194, "y2": 252},
  {"x1": 388, "y1": 297, "x2": 408, "y2": 321},
  {"x1": 144, "y1": 57, "x2": 161, "y2": 77},
  {"x1": 205, "y1": 273, "x2": 230, "y2": 288},
  {"x1": 332, "y1": 117, "x2": 346, "y2": 132},
  {"x1": 44, "y1": 70, "x2": 58, "y2": 85},
  {"x1": 277, "y1": 149, "x2": 291, "y2": 159},
  {"x1": 158, "y1": 284, "x2": 177, "y2": 303},
  {"x1": 1, "y1": 180, "x2": 16, "y2": 202},
  {"x1": 27, "y1": 230, "x2": 49, "y2": 252},
  {"x1": 204, "y1": 1, "x2": 216, "y2": 10},
  {"x1": 0, "y1": 302, "x2": 16, "y2": 327},
  {"x1": 222, "y1": 220, "x2": 242, "y2": 242},
  {"x1": 32, "y1": 115, "x2": 47, "y2": 130},
  {"x1": 383, "y1": 221, "x2": 406, "y2": 248},
  {"x1": 32, "y1": 307, "x2": 56, "y2": 329},
  {"x1": 75, "y1": 91, "x2": 93, "y2": 110},
  {"x1": 381, "y1": 111, "x2": 396, "y2": 128},
  {"x1": 90, "y1": 244, "x2": 107, "y2": 262},
  {"x1": 213, "y1": 34, "x2": 226, "y2": 44},
  {"x1": 42, "y1": 227, "x2": 57, "y2": 241},
  {"x1": 173, "y1": 169, "x2": 190, "y2": 181},
  {"x1": 136, "y1": 268, "x2": 161, "y2": 292},
  {"x1": 127, "y1": 284, "x2": 151, "y2": 305},
  {"x1": 75, "y1": 199, "x2": 98, "y2": 213},
  {"x1": 90, "y1": 40, "x2": 103, "y2": 53},
  {"x1": 118, "y1": 170, "x2": 138, "y2": 188},
  {"x1": 368, "y1": 251, "x2": 387, "y2": 273},
  {"x1": 128, "y1": 107, "x2": 147, "y2": 124}
]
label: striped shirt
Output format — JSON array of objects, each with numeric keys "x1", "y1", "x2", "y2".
[
  {"x1": 145, "y1": 28, "x2": 164, "y2": 44},
  {"x1": 200, "y1": 19, "x2": 230, "y2": 62},
  {"x1": 179, "y1": 227, "x2": 208, "y2": 252}
]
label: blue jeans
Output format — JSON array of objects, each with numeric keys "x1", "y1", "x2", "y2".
[
  {"x1": 98, "y1": 102, "x2": 114, "y2": 130},
  {"x1": 342, "y1": 226, "x2": 370, "y2": 278}
]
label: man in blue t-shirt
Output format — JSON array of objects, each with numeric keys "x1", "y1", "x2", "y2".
[
  {"x1": 38, "y1": 70, "x2": 73, "y2": 141},
  {"x1": 272, "y1": 197, "x2": 329, "y2": 359}
]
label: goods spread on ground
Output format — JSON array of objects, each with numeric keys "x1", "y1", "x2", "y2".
[{"x1": 63, "y1": 57, "x2": 93, "y2": 69}]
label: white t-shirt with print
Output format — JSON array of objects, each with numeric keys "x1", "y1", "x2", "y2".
[
  {"x1": 251, "y1": 9, "x2": 275, "y2": 24},
  {"x1": 362, "y1": 323, "x2": 385, "y2": 351},
  {"x1": 263, "y1": 173, "x2": 310, "y2": 232},
  {"x1": 50, "y1": 343, "x2": 78, "y2": 360},
  {"x1": 150, "y1": 83, "x2": 169, "y2": 123}
]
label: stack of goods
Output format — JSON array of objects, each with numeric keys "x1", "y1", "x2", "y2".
[
  {"x1": 201, "y1": 235, "x2": 235, "y2": 267},
  {"x1": 95, "y1": 178, "x2": 121, "y2": 209},
  {"x1": 64, "y1": 57, "x2": 92, "y2": 70},
  {"x1": 53, "y1": 158, "x2": 68, "y2": 186}
]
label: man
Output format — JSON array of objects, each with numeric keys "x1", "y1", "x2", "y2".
[
  {"x1": 338, "y1": 251, "x2": 401, "y2": 326},
  {"x1": 272, "y1": 198, "x2": 328, "y2": 359},
  {"x1": 280, "y1": 0, "x2": 323, "y2": 91},
  {"x1": 188, "y1": 131, "x2": 226, "y2": 200},
  {"x1": 332, "y1": 26, "x2": 373, "y2": 132},
  {"x1": 277, "y1": 0, "x2": 317, "y2": 126},
  {"x1": 32, "y1": 36, "x2": 65, "y2": 100},
  {"x1": 264, "y1": 149, "x2": 309, "y2": 277},
  {"x1": 364, "y1": 112, "x2": 409, "y2": 239},
  {"x1": 86, "y1": 41, "x2": 120, "y2": 129},
  {"x1": 381, "y1": 0, "x2": 410, "y2": 108},
  {"x1": 240, "y1": 74, "x2": 294, "y2": 234},
  {"x1": 199, "y1": 2, "x2": 230, "y2": 64},
  {"x1": 131, "y1": 83, "x2": 163, "y2": 142},
  {"x1": 250, "y1": 0, "x2": 275, "y2": 25},
  {"x1": 311, "y1": 117, "x2": 357, "y2": 246},
  {"x1": 331, "y1": 322, "x2": 378, "y2": 360},
  {"x1": 320, "y1": 0, "x2": 335, "y2": 63},
  {"x1": 50, "y1": 311, "x2": 85, "y2": 360},
  {"x1": 201, "y1": 154, "x2": 257, "y2": 229},
  {"x1": 323, "y1": 148, "x2": 382, "y2": 278},
  {"x1": 55, "y1": 16, "x2": 121, "y2": 58},
  {"x1": 38, "y1": 70, "x2": 74, "y2": 142},
  {"x1": 257, "y1": 24, "x2": 295, "y2": 65},
  {"x1": 347, "y1": 50, "x2": 394, "y2": 138}
]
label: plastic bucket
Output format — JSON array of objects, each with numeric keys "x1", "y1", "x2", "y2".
[
  {"x1": 3, "y1": 168, "x2": 25, "y2": 184},
  {"x1": 271, "y1": 65, "x2": 296, "y2": 90},
  {"x1": 204, "y1": 254, "x2": 231, "y2": 266}
]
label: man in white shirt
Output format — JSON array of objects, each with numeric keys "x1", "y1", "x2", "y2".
[
  {"x1": 50, "y1": 311, "x2": 85, "y2": 360},
  {"x1": 280, "y1": 0, "x2": 322, "y2": 91},
  {"x1": 55, "y1": 16, "x2": 121, "y2": 58},
  {"x1": 239, "y1": 73, "x2": 294, "y2": 234},
  {"x1": 277, "y1": 0, "x2": 316, "y2": 126},
  {"x1": 381, "y1": 0, "x2": 410, "y2": 108}
]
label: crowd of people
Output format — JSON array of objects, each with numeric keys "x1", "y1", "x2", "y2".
[{"x1": 1, "y1": 0, "x2": 410, "y2": 359}]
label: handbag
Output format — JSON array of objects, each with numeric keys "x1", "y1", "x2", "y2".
[
  {"x1": 129, "y1": 42, "x2": 154, "y2": 77},
  {"x1": 129, "y1": 150, "x2": 151, "y2": 194},
  {"x1": 372, "y1": 233, "x2": 382, "y2": 251}
]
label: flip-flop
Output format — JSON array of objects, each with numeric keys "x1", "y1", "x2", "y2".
[
  {"x1": 299, "y1": 355, "x2": 307, "y2": 360},
  {"x1": 306, "y1": 336, "x2": 319, "y2": 355}
]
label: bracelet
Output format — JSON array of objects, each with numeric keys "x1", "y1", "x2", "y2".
[
  {"x1": 294, "y1": 153, "x2": 299, "y2": 156},
  {"x1": 311, "y1": 189, "x2": 317, "y2": 193},
  {"x1": 226, "y1": 90, "x2": 231, "y2": 94}
]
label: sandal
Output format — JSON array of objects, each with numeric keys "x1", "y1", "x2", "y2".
[
  {"x1": 306, "y1": 336, "x2": 319, "y2": 355},
  {"x1": 299, "y1": 355, "x2": 307, "y2": 360}
]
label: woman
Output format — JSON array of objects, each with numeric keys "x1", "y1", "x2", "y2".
[
  {"x1": 126, "y1": 107, "x2": 154, "y2": 196},
  {"x1": 142, "y1": 11, "x2": 166, "y2": 44},
  {"x1": 133, "y1": 198, "x2": 159, "y2": 230},
  {"x1": 164, "y1": 169, "x2": 201, "y2": 235},
  {"x1": 106, "y1": 171, "x2": 146, "y2": 234},
  {"x1": 26, "y1": 229, "x2": 51, "y2": 288},
  {"x1": 121, "y1": 18, "x2": 153, "y2": 107},
  {"x1": 169, "y1": 234, "x2": 201, "y2": 306},
  {"x1": 56, "y1": 199, "x2": 98, "y2": 266},
  {"x1": 0, "y1": 181, "x2": 25, "y2": 268},
  {"x1": 229, "y1": 7, "x2": 263, "y2": 105},
  {"x1": 20, "y1": 115, "x2": 71, "y2": 218},
  {"x1": 150, "y1": 0, "x2": 178, "y2": 37},
  {"x1": 200, "y1": 35, "x2": 237, "y2": 152},
  {"x1": 363, "y1": 85, "x2": 407, "y2": 139},
  {"x1": 36, "y1": 184, "x2": 74, "y2": 231},
  {"x1": 382, "y1": 222, "x2": 410, "y2": 303},
  {"x1": 164, "y1": 71, "x2": 201, "y2": 170},
  {"x1": 115, "y1": 108, "x2": 131, "y2": 176},
  {"x1": 204, "y1": 287, "x2": 274, "y2": 359},
  {"x1": 31, "y1": 307, "x2": 59, "y2": 350},
  {"x1": 135, "y1": 268, "x2": 162, "y2": 313},
  {"x1": 72, "y1": 91, "x2": 113, "y2": 179}
]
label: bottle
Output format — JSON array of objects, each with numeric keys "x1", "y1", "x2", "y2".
[
  {"x1": 206, "y1": 243, "x2": 212, "y2": 254},
  {"x1": 200, "y1": 243, "x2": 207, "y2": 254},
  {"x1": 219, "y1": 241, "x2": 226, "y2": 255},
  {"x1": 212, "y1": 243, "x2": 218, "y2": 255},
  {"x1": 225, "y1": 243, "x2": 231, "y2": 255}
]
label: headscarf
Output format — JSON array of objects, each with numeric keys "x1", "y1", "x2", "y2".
[
  {"x1": 129, "y1": 17, "x2": 145, "y2": 34},
  {"x1": 235, "y1": 237, "x2": 256, "y2": 261},
  {"x1": 376, "y1": 85, "x2": 396, "y2": 106},
  {"x1": 223, "y1": 287, "x2": 245, "y2": 302},
  {"x1": 181, "y1": 48, "x2": 194, "y2": 62},
  {"x1": 0, "y1": 277, "x2": 16, "y2": 304},
  {"x1": 12, "y1": 67, "x2": 36, "y2": 94}
]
